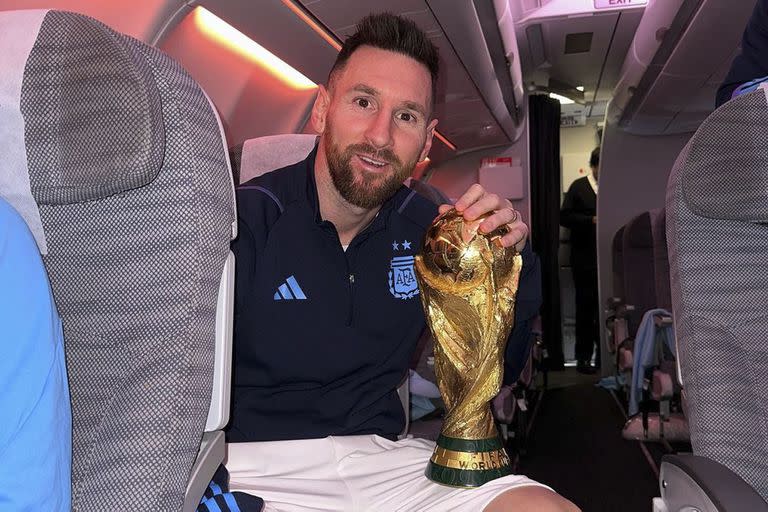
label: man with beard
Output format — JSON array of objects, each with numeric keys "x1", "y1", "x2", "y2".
[{"x1": 223, "y1": 13, "x2": 578, "y2": 512}]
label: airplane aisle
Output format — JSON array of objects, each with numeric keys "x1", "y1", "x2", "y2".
[{"x1": 517, "y1": 371, "x2": 659, "y2": 512}]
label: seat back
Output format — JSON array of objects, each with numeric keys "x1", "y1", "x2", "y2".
[
  {"x1": 666, "y1": 88, "x2": 768, "y2": 501},
  {"x1": 231, "y1": 133, "x2": 317, "y2": 184},
  {"x1": 612, "y1": 225, "x2": 626, "y2": 300},
  {"x1": 622, "y1": 211, "x2": 656, "y2": 333},
  {"x1": 1, "y1": 10, "x2": 236, "y2": 510},
  {"x1": 649, "y1": 208, "x2": 672, "y2": 311}
]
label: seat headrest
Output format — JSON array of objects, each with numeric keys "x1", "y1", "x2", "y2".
[
  {"x1": 612, "y1": 226, "x2": 625, "y2": 253},
  {"x1": 404, "y1": 177, "x2": 451, "y2": 205},
  {"x1": 231, "y1": 134, "x2": 317, "y2": 184},
  {"x1": 22, "y1": 10, "x2": 164, "y2": 205},
  {"x1": 624, "y1": 212, "x2": 653, "y2": 249},
  {"x1": 680, "y1": 89, "x2": 768, "y2": 222}
]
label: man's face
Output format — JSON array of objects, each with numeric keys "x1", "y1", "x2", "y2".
[
  {"x1": 592, "y1": 165, "x2": 599, "y2": 180},
  {"x1": 312, "y1": 46, "x2": 438, "y2": 209}
]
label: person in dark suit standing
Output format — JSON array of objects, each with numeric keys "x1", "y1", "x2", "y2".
[{"x1": 561, "y1": 147, "x2": 600, "y2": 374}]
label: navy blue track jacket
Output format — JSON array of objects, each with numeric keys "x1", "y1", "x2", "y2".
[{"x1": 227, "y1": 146, "x2": 540, "y2": 443}]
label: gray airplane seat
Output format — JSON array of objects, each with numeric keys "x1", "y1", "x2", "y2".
[
  {"x1": 618, "y1": 209, "x2": 683, "y2": 442},
  {"x1": 0, "y1": 9, "x2": 236, "y2": 511},
  {"x1": 650, "y1": 208, "x2": 672, "y2": 312},
  {"x1": 612, "y1": 225, "x2": 627, "y2": 301},
  {"x1": 622, "y1": 212, "x2": 657, "y2": 333},
  {"x1": 616, "y1": 212, "x2": 656, "y2": 374},
  {"x1": 648, "y1": 208, "x2": 679, "y2": 413},
  {"x1": 654, "y1": 87, "x2": 768, "y2": 511},
  {"x1": 622, "y1": 207, "x2": 687, "y2": 444},
  {"x1": 607, "y1": 225, "x2": 631, "y2": 354}
]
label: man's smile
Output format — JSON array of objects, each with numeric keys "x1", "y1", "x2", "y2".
[{"x1": 356, "y1": 153, "x2": 390, "y2": 170}]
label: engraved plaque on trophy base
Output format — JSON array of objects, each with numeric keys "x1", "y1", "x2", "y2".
[{"x1": 426, "y1": 435, "x2": 513, "y2": 488}]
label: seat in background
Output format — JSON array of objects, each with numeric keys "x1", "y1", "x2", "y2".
[
  {"x1": 606, "y1": 225, "x2": 632, "y2": 356},
  {"x1": 655, "y1": 85, "x2": 768, "y2": 511},
  {"x1": 614, "y1": 212, "x2": 656, "y2": 376},
  {"x1": 0, "y1": 10, "x2": 236, "y2": 511},
  {"x1": 621, "y1": 212, "x2": 657, "y2": 334},
  {"x1": 621, "y1": 208, "x2": 687, "y2": 443},
  {"x1": 612, "y1": 225, "x2": 627, "y2": 302},
  {"x1": 647, "y1": 208, "x2": 681, "y2": 423}
]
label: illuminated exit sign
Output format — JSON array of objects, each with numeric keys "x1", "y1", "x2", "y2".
[{"x1": 594, "y1": 0, "x2": 647, "y2": 8}]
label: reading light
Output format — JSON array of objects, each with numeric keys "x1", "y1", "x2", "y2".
[{"x1": 194, "y1": 7, "x2": 317, "y2": 91}]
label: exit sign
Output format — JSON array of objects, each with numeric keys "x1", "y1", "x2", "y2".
[{"x1": 594, "y1": 0, "x2": 647, "y2": 8}]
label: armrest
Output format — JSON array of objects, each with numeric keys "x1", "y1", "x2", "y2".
[
  {"x1": 183, "y1": 431, "x2": 226, "y2": 512},
  {"x1": 659, "y1": 454, "x2": 768, "y2": 512},
  {"x1": 621, "y1": 303, "x2": 636, "y2": 313}
]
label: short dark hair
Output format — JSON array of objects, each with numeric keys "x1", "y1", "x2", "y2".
[
  {"x1": 328, "y1": 13, "x2": 440, "y2": 113},
  {"x1": 590, "y1": 146, "x2": 600, "y2": 168}
]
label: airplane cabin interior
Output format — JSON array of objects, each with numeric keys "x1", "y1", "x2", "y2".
[{"x1": 0, "y1": 0, "x2": 766, "y2": 511}]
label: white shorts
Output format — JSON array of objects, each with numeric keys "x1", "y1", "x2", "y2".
[{"x1": 225, "y1": 435, "x2": 550, "y2": 512}]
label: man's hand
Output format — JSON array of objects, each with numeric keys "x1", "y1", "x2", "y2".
[{"x1": 438, "y1": 183, "x2": 528, "y2": 252}]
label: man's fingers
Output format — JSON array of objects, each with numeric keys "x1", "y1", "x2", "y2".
[
  {"x1": 454, "y1": 183, "x2": 485, "y2": 212},
  {"x1": 500, "y1": 225, "x2": 528, "y2": 252},
  {"x1": 479, "y1": 207, "x2": 518, "y2": 234},
  {"x1": 438, "y1": 204, "x2": 453, "y2": 215},
  {"x1": 462, "y1": 193, "x2": 504, "y2": 221}
]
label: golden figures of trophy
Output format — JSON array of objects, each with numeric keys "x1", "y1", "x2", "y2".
[{"x1": 414, "y1": 209, "x2": 523, "y2": 488}]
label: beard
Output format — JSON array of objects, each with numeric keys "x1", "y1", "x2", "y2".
[{"x1": 324, "y1": 131, "x2": 419, "y2": 209}]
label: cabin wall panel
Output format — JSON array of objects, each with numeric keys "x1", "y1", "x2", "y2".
[
  {"x1": 158, "y1": 11, "x2": 318, "y2": 148},
  {"x1": 426, "y1": 119, "x2": 531, "y2": 226}
]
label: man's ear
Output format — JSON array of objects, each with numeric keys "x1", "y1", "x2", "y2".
[
  {"x1": 418, "y1": 118, "x2": 439, "y2": 162},
  {"x1": 310, "y1": 85, "x2": 331, "y2": 134}
]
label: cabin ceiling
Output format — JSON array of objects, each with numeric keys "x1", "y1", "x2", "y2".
[
  {"x1": 193, "y1": 0, "x2": 520, "y2": 159},
  {"x1": 513, "y1": 7, "x2": 644, "y2": 118},
  {"x1": 298, "y1": 0, "x2": 513, "y2": 156}
]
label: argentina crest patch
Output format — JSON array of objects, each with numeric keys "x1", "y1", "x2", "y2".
[{"x1": 389, "y1": 254, "x2": 419, "y2": 299}]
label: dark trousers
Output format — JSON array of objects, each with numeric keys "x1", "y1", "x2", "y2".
[{"x1": 572, "y1": 266, "x2": 599, "y2": 364}]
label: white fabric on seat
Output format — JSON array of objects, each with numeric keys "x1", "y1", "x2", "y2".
[
  {"x1": 238, "y1": 134, "x2": 317, "y2": 184},
  {"x1": 0, "y1": 9, "x2": 48, "y2": 253}
]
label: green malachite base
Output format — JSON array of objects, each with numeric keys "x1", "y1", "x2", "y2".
[{"x1": 425, "y1": 434, "x2": 513, "y2": 488}]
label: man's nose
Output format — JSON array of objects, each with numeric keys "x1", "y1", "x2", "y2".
[{"x1": 364, "y1": 109, "x2": 394, "y2": 150}]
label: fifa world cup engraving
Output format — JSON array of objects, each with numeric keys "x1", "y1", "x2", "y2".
[{"x1": 414, "y1": 209, "x2": 522, "y2": 487}]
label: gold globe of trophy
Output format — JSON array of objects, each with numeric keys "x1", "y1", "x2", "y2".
[{"x1": 414, "y1": 208, "x2": 523, "y2": 488}]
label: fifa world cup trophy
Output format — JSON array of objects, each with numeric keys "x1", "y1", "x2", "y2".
[{"x1": 414, "y1": 209, "x2": 522, "y2": 487}]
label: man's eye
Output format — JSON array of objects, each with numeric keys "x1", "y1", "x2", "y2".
[
  {"x1": 399, "y1": 112, "x2": 416, "y2": 123},
  {"x1": 356, "y1": 98, "x2": 370, "y2": 108}
]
